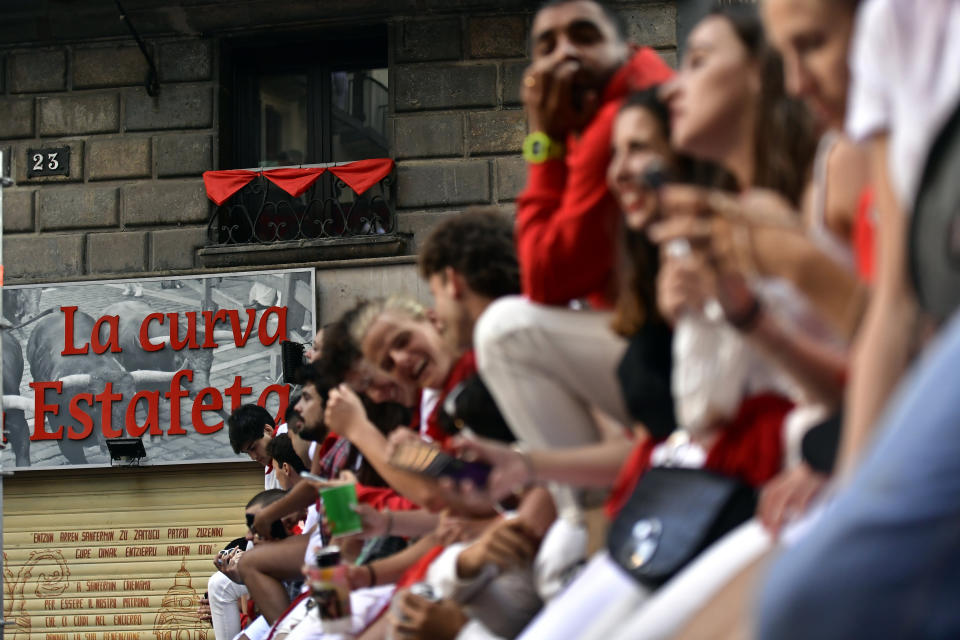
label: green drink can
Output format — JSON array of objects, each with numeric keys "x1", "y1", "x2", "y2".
[{"x1": 320, "y1": 483, "x2": 363, "y2": 538}]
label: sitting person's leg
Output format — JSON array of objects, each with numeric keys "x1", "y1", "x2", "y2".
[
  {"x1": 607, "y1": 520, "x2": 773, "y2": 640},
  {"x1": 759, "y1": 312, "x2": 960, "y2": 639},
  {"x1": 238, "y1": 534, "x2": 310, "y2": 624},
  {"x1": 475, "y1": 296, "x2": 630, "y2": 450},
  {"x1": 208, "y1": 571, "x2": 249, "y2": 640}
]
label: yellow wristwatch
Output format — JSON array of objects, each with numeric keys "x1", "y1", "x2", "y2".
[{"x1": 522, "y1": 131, "x2": 565, "y2": 164}]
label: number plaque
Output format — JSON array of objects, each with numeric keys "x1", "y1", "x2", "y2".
[{"x1": 26, "y1": 146, "x2": 70, "y2": 178}]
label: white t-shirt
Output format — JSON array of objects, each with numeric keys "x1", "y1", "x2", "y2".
[
  {"x1": 846, "y1": 0, "x2": 960, "y2": 209},
  {"x1": 263, "y1": 423, "x2": 289, "y2": 490}
]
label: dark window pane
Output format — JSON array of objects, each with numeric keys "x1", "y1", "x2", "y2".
[
  {"x1": 330, "y1": 68, "x2": 389, "y2": 161},
  {"x1": 258, "y1": 74, "x2": 308, "y2": 166}
]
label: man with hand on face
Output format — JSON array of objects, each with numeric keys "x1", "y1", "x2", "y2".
[{"x1": 475, "y1": 0, "x2": 674, "y2": 461}]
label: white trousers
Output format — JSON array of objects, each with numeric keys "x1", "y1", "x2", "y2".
[
  {"x1": 516, "y1": 551, "x2": 648, "y2": 640},
  {"x1": 606, "y1": 519, "x2": 773, "y2": 640},
  {"x1": 209, "y1": 571, "x2": 249, "y2": 640},
  {"x1": 474, "y1": 297, "x2": 630, "y2": 449}
]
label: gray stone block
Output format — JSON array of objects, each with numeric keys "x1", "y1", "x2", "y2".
[
  {"x1": 502, "y1": 60, "x2": 528, "y2": 107},
  {"x1": 156, "y1": 133, "x2": 213, "y2": 177},
  {"x1": 87, "y1": 230, "x2": 148, "y2": 274},
  {"x1": 393, "y1": 114, "x2": 464, "y2": 159},
  {"x1": 124, "y1": 85, "x2": 214, "y2": 131},
  {"x1": 15, "y1": 139, "x2": 84, "y2": 184},
  {"x1": 87, "y1": 137, "x2": 152, "y2": 181},
  {"x1": 159, "y1": 40, "x2": 213, "y2": 82},
  {"x1": 2, "y1": 233, "x2": 85, "y2": 279},
  {"x1": 123, "y1": 180, "x2": 209, "y2": 226},
  {"x1": 397, "y1": 209, "x2": 459, "y2": 253},
  {"x1": 74, "y1": 45, "x2": 149, "y2": 88},
  {"x1": 622, "y1": 4, "x2": 677, "y2": 49},
  {"x1": 38, "y1": 186, "x2": 118, "y2": 230},
  {"x1": 658, "y1": 47, "x2": 678, "y2": 69},
  {"x1": 396, "y1": 63, "x2": 497, "y2": 112},
  {"x1": 395, "y1": 19, "x2": 462, "y2": 62},
  {"x1": 0, "y1": 97, "x2": 35, "y2": 139},
  {"x1": 468, "y1": 110, "x2": 526, "y2": 155},
  {"x1": 495, "y1": 155, "x2": 526, "y2": 202},
  {"x1": 2, "y1": 189, "x2": 34, "y2": 232},
  {"x1": 8, "y1": 49, "x2": 67, "y2": 93},
  {"x1": 397, "y1": 159, "x2": 489, "y2": 208},
  {"x1": 468, "y1": 16, "x2": 527, "y2": 58},
  {"x1": 38, "y1": 93, "x2": 119, "y2": 136},
  {"x1": 149, "y1": 226, "x2": 206, "y2": 271}
]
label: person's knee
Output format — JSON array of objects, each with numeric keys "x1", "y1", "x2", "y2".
[
  {"x1": 475, "y1": 296, "x2": 540, "y2": 369},
  {"x1": 207, "y1": 571, "x2": 238, "y2": 603}
]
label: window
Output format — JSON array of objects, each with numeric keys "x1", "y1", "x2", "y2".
[
  {"x1": 226, "y1": 26, "x2": 389, "y2": 168},
  {"x1": 202, "y1": 27, "x2": 396, "y2": 262}
]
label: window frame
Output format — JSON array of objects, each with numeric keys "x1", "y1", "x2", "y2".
[{"x1": 222, "y1": 25, "x2": 389, "y2": 170}]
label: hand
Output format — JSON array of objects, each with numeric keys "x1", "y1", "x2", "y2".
[
  {"x1": 456, "y1": 517, "x2": 539, "y2": 580},
  {"x1": 522, "y1": 57, "x2": 599, "y2": 140},
  {"x1": 385, "y1": 428, "x2": 426, "y2": 460},
  {"x1": 389, "y1": 591, "x2": 468, "y2": 640},
  {"x1": 325, "y1": 383, "x2": 368, "y2": 438},
  {"x1": 656, "y1": 252, "x2": 714, "y2": 324},
  {"x1": 221, "y1": 549, "x2": 244, "y2": 584},
  {"x1": 197, "y1": 595, "x2": 212, "y2": 623},
  {"x1": 758, "y1": 463, "x2": 828, "y2": 538},
  {"x1": 451, "y1": 435, "x2": 532, "y2": 502}
]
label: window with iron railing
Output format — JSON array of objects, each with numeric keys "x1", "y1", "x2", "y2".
[{"x1": 208, "y1": 27, "x2": 395, "y2": 257}]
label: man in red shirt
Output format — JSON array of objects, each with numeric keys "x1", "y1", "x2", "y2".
[{"x1": 475, "y1": 0, "x2": 674, "y2": 451}]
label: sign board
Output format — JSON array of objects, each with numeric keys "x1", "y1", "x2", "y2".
[
  {"x1": 2, "y1": 464, "x2": 261, "y2": 640},
  {"x1": 26, "y1": 147, "x2": 70, "y2": 178},
  {"x1": 1, "y1": 268, "x2": 316, "y2": 470}
]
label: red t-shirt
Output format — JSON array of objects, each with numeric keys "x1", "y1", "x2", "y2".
[
  {"x1": 516, "y1": 47, "x2": 674, "y2": 308},
  {"x1": 605, "y1": 393, "x2": 794, "y2": 519}
]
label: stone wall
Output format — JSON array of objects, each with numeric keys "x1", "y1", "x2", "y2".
[
  {"x1": 0, "y1": 39, "x2": 214, "y2": 281},
  {"x1": 0, "y1": 1, "x2": 678, "y2": 322}
]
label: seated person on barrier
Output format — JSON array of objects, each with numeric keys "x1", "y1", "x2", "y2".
[{"x1": 208, "y1": 489, "x2": 287, "y2": 640}]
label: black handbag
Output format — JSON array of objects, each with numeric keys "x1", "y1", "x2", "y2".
[
  {"x1": 909, "y1": 100, "x2": 960, "y2": 323},
  {"x1": 607, "y1": 467, "x2": 757, "y2": 588}
]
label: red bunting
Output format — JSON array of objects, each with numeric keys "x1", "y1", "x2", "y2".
[
  {"x1": 328, "y1": 158, "x2": 394, "y2": 195},
  {"x1": 202, "y1": 158, "x2": 395, "y2": 206},
  {"x1": 201, "y1": 170, "x2": 256, "y2": 206}
]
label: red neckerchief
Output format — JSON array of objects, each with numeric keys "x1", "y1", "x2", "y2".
[{"x1": 424, "y1": 350, "x2": 478, "y2": 448}]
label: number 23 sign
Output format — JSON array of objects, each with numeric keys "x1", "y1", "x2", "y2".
[{"x1": 27, "y1": 146, "x2": 70, "y2": 178}]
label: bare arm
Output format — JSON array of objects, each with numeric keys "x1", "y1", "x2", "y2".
[
  {"x1": 745, "y1": 307, "x2": 849, "y2": 406},
  {"x1": 327, "y1": 384, "x2": 496, "y2": 516},
  {"x1": 525, "y1": 436, "x2": 632, "y2": 488},
  {"x1": 838, "y1": 134, "x2": 920, "y2": 476}
]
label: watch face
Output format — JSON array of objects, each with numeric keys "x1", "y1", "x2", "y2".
[{"x1": 531, "y1": 140, "x2": 543, "y2": 156}]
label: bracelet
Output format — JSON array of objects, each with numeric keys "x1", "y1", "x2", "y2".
[
  {"x1": 384, "y1": 509, "x2": 394, "y2": 537},
  {"x1": 365, "y1": 563, "x2": 376, "y2": 587},
  {"x1": 727, "y1": 294, "x2": 763, "y2": 332}
]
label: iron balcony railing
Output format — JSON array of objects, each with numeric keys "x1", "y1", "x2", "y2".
[{"x1": 205, "y1": 161, "x2": 395, "y2": 247}]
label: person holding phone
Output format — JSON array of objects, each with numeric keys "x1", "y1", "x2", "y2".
[{"x1": 474, "y1": 0, "x2": 674, "y2": 460}]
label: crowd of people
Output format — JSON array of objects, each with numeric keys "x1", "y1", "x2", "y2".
[{"x1": 197, "y1": 0, "x2": 960, "y2": 637}]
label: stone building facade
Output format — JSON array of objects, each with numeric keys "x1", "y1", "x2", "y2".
[{"x1": 0, "y1": 0, "x2": 679, "y2": 323}]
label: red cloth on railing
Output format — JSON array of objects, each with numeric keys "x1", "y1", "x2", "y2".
[
  {"x1": 263, "y1": 167, "x2": 327, "y2": 198},
  {"x1": 202, "y1": 159, "x2": 395, "y2": 206},
  {"x1": 327, "y1": 158, "x2": 394, "y2": 195},
  {"x1": 202, "y1": 170, "x2": 257, "y2": 206}
]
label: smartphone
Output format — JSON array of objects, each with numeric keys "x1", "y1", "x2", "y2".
[
  {"x1": 300, "y1": 471, "x2": 328, "y2": 483},
  {"x1": 389, "y1": 441, "x2": 491, "y2": 488}
]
